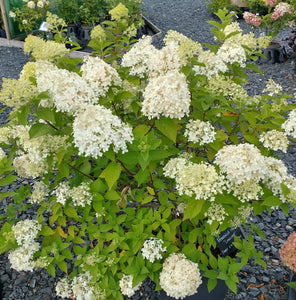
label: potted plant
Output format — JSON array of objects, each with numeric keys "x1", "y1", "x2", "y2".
[
  {"x1": 243, "y1": 0, "x2": 295, "y2": 37},
  {"x1": 8, "y1": 0, "x2": 51, "y2": 34},
  {"x1": 1, "y1": 9, "x2": 296, "y2": 300}
]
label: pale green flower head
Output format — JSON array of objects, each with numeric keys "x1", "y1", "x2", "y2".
[
  {"x1": 109, "y1": 3, "x2": 129, "y2": 22},
  {"x1": 90, "y1": 24, "x2": 106, "y2": 40}
]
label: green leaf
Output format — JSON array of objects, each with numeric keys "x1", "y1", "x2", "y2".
[
  {"x1": 225, "y1": 278, "x2": 237, "y2": 293},
  {"x1": 287, "y1": 282, "x2": 296, "y2": 289},
  {"x1": 155, "y1": 118, "x2": 177, "y2": 142},
  {"x1": 183, "y1": 199, "x2": 205, "y2": 220},
  {"x1": 182, "y1": 243, "x2": 197, "y2": 260},
  {"x1": 29, "y1": 123, "x2": 55, "y2": 138},
  {"x1": 262, "y1": 195, "x2": 282, "y2": 207},
  {"x1": 64, "y1": 206, "x2": 79, "y2": 219},
  {"x1": 246, "y1": 63, "x2": 263, "y2": 75},
  {"x1": 40, "y1": 225, "x2": 54, "y2": 236},
  {"x1": 207, "y1": 278, "x2": 217, "y2": 293},
  {"x1": 46, "y1": 264, "x2": 56, "y2": 277},
  {"x1": 100, "y1": 162, "x2": 121, "y2": 190},
  {"x1": 0, "y1": 175, "x2": 17, "y2": 186},
  {"x1": 204, "y1": 269, "x2": 218, "y2": 279},
  {"x1": 35, "y1": 108, "x2": 56, "y2": 123},
  {"x1": 58, "y1": 260, "x2": 68, "y2": 273}
]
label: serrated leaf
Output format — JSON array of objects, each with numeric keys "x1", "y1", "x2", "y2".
[
  {"x1": 46, "y1": 264, "x2": 56, "y2": 277},
  {"x1": 246, "y1": 63, "x2": 263, "y2": 75},
  {"x1": 64, "y1": 206, "x2": 79, "y2": 219},
  {"x1": 40, "y1": 225, "x2": 55, "y2": 236},
  {"x1": 207, "y1": 278, "x2": 218, "y2": 293}
]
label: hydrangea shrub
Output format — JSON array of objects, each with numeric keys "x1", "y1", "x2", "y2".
[{"x1": 1, "y1": 9, "x2": 296, "y2": 300}]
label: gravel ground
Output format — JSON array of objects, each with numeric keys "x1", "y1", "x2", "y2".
[{"x1": 1, "y1": 0, "x2": 296, "y2": 299}]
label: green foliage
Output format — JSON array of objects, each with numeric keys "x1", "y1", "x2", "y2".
[{"x1": 1, "y1": 8, "x2": 296, "y2": 300}]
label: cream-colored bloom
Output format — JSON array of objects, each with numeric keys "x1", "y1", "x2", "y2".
[
  {"x1": 282, "y1": 110, "x2": 296, "y2": 138},
  {"x1": 159, "y1": 253, "x2": 202, "y2": 299},
  {"x1": 259, "y1": 130, "x2": 289, "y2": 152},
  {"x1": 30, "y1": 181, "x2": 48, "y2": 204},
  {"x1": 81, "y1": 56, "x2": 121, "y2": 98},
  {"x1": 9, "y1": 11, "x2": 16, "y2": 18},
  {"x1": 263, "y1": 78, "x2": 283, "y2": 96},
  {"x1": 215, "y1": 143, "x2": 267, "y2": 184},
  {"x1": 163, "y1": 153, "x2": 193, "y2": 180},
  {"x1": 121, "y1": 36, "x2": 158, "y2": 78},
  {"x1": 12, "y1": 219, "x2": 41, "y2": 246},
  {"x1": 56, "y1": 278, "x2": 72, "y2": 299},
  {"x1": 205, "y1": 203, "x2": 228, "y2": 224},
  {"x1": 73, "y1": 104, "x2": 133, "y2": 158},
  {"x1": 141, "y1": 238, "x2": 167, "y2": 263},
  {"x1": 164, "y1": 30, "x2": 202, "y2": 62},
  {"x1": 90, "y1": 24, "x2": 106, "y2": 40},
  {"x1": 109, "y1": 3, "x2": 129, "y2": 21},
  {"x1": 177, "y1": 162, "x2": 225, "y2": 200},
  {"x1": 142, "y1": 71, "x2": 191, "y2": 119},
  {"x1": 119, "y1": 274, "x2": 141, "y2": 297},
  {"x1": 27, "y1": 1, "x2": 35, "y2": 9},
  {"x1": 71, "y1": 272, "x2": 94, "y2": 300},
  {"x1": 24, "y1": 35, "x2": 69, "y2": 61},
  {"x1": 36, "y1": 62, "x2": 97, "y2": 113},
  {"x1": 184, "y1": 119, "x2": 216, "y2": 145},
  {"x1": 69, "y1": 182, "x2": 92, "y2": 207}
]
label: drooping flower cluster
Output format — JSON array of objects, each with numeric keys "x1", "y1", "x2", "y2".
[
  {"x1": 81, "y1": 56, "x2": 121, "y2": 98},
  {"x1": 280, "y1": 232, "x2": 296, "y2": 273},
  {"x1": 8, "y1": 219, "x2": 41, "y2": 272},
  {"x1": 142, "y1": 71, "x2": 191, "y2": 119},
  {"x1": 159, "y1": 253, "x2": 202, "y2": 299},
  {"x1": 119, "y1": 274, "x2": 142, "y2": 297},
  {"x1": 259, "y1": 130, "x2": 289, "y2": 152},
  {"x1": 72, "y1": 104, "x2": 133, "y2": 158},
  {"x1": 141, "y1": 237, "x2": 167, "y2": 263},
  {"x1": 184, "y1": 119, "x2": 216, "y2": 145},
  {"x1": 282, "y1": 110, "x2": 296, "y2": 138}
]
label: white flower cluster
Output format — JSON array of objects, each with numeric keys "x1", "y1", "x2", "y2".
[
  {"x1": 8, "y1": 219, "x2": 41, "y2": 272},
  {"x1": 121, "y1": 36, "x2": 158, "y2": 77},
  {"x1": 164, "y1": 30, "x2": 202, "y2": 61},
  {"x1": 56, "y1": 272, "x2": 96, "y2": 300},
  {"x1": 217, "y1": 42, "x2": 247, "y2": 68},
  {"x1": 29, "y1": 181, "x2": 49, "y2": 204},
  {"x1": 159, "y1": 253, "x2": 202, "y2": 299},
  {"x1": 81, "y1": 56, "x2": 121, "y2": 98},
  {"x1": 282, "y1": 110, "x2": 296, "y2": 138},
  {"x1": 215, "y1": 143, "x2": 267, "y2": 185},
  {"x1": 36, "y1": 62, "x2": 97, "y2": 114},
  {"x1": 69, "y1": 182, "x2": 92, "y2": 207},
  {"x1": 164, "y1": 156, "x2": 225, "y2": 201},
  {"x1": 119, "y1": 274, "x2": 142, "y2": 297},
  {"x1": 214, "y1": 143, "x2": 296, "y2": 202},
  {"x1": 122, "y1": 35, "x2": 191, "y2": 120},
  {"x1": 263, "y1": 78, "x2": 283, "y2": 96},
  {"x1": 12, "y1": 219, "x2": 41, "y2": 247},
  {"x1": 193, "y1": 50, "x2": 227, "y2": 78},
  {"x1": 54, "y1": 181, "x2": 92, "y2": 207},
  {"x1": 142, "y1": 71, "x2": 191, "y2": 119},
  {"x1": 184, "y1": 119, "x2": 216, "y2": 145},
  {"x1": 11, "y1": 125, "x2": 68, "y2": 178},
  {"x1": 259, "y1": 130, "x2": 289, "y2": 153},
  {"x1": 73, "y1": 104, "x2": 133, "y2": 158},
  {"x1": 141, "y1": 237, "x2": 167, "y2": 263},
  {"x1": 205, "y1": 203, "x2": 228, "y2": 225}
]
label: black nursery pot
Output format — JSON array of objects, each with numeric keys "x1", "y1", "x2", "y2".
[
  {"x1": 160, "y1": 277, "x2": 228, "y2": 300},
  {"x1": 288, "y1": 272, "x2": 296, "y2": 300}
]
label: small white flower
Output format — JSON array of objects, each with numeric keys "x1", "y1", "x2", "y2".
[
  {"x1": 141, "y1": 237, "x2": 167, "y2": 263},
  {"x1": 119, "y1": 274, "x2": 142, "y2": 297},
  {"x1": 37, "y1": 0, "x2": 44, "y2": 8},
  {"x1": 27, "y1": 1, "x2": 35, "y2": 9},
  {"x1": 9, "y1": 11, "x2": 16, "y2": 18},
  {"x1": 22, "y1": 20, "x2": 28, "y2": 25}
]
